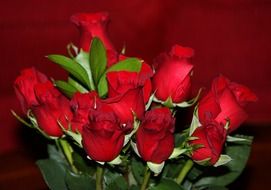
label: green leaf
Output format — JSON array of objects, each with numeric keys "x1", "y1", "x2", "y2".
[
  {"x1": 97, "y1": 57, "x2": 142, "y2": 97},
  {"x1": 72, "y1": 151, "x2": 96, "y2": 175},
  {"x1": 68, "y1": 77, "x2": 88, "y2": 93},
  {"x1": 89, "y1": 37, "x2": 107, "y2": 86},
  {"x1": 131, "y1": 158, "x2": 145, "y2": 184},
  {"x1": 97, "y1": 75, "x2": 108, "y2": 98},
  {"x1": 108, "y1": 58, "x2": 142, "y2": 72},
  {"x1": 162, "y1": 160, "x2": 185, "y2": 178},
  {"x1": 47, "y1": 54, "x2": 91, "y2": 89},
  {"x1": 47, "y1": 144, "x2": 67, "y2": 165},
  {"x1": 194, "y1": 142, "x2": 252, "y2": 187},
  {"x1": 74, "y1": 50, "x2": 95, "y2": 90},
  {"x1": 129, "y1": 185, "x2": 140, "y2": 190},
  {"x1": 65, "y1": 170, "x2": 95, "y2": 190},
  {"x1": 150, "y1": 179, "x2": 185, "y2": 190},
  {"x1": 104, "y1": 170, "x2": 128, "y2": 190},
  {"x1": 186, "y1": 165, "x2": 204, "y2": 181},
  {"x1": 55, "y1": 80, "x2": 78, "y2": 98},
  {"x1": 174, "y1": 132, "x2": 189, "y2": 147},
  {"x1": 36, "y1": 159, "x2": 68, "y2": 190}
]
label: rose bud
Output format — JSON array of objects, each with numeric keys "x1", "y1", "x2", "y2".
[
  {"x1": 189, "y1": 120, "x2": 227, "y2": 165},
  {"x1": 198, "y1": 75, "x2": 257, "y2": 132},
  {"x1": 82, "y1": 104, "x2": 125, "y2": 162},
  {"x1": 136, "y1": 107, "x2": 175, "y2": 164},
  {"x1": 104, "y1": 88, "x2": 145, "y2": 132},
  {"x1": 71, "y1": 12, "x2": 117, "y2": 66},
  {"x1": 70, "y1": 92, "x2": 99, "y2": 133},
  {"x1": 152, "y1": 45, "x2": 194, "y2": 103},
  {"x1": 107, "y1": 62, "x2": 153, "y2": 103},
  {"x1": 31, "y1": 81, "x2": 72, "y2": 137},
  {"x1": 14, "y1": 67, "x2": 48, "y2": 113}
]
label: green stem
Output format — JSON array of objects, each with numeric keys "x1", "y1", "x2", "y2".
[
  {"x1": 96, "y1": 165, "x2": 104, "y2": 190},
  {"x1": 175, "y1": 159, "x2": 194, "y2": 185},
  {"x1": 140, "y1": 166, "x2": 151, "y2": 190},
  {"x1": 58, "y1": 139, "x2": 78, "y2": 173}
]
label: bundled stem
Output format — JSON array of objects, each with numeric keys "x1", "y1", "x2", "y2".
[
  {"x1": 175, "y1": 159, "x2": 194, "y2": 185},
  {"x1": 140, "y1": 166, "x2": 151, "y2": 190},
  {"x1": 58, "y1": 139, "x2": 78, "y2": 173},
  {"x1": 96, "y1": 165, "x2": 104, "y2": 190}
]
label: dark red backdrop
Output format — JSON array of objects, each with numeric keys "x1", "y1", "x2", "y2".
[{"x1": 1, "y1": 0, "x2": 270, "y2": 153}]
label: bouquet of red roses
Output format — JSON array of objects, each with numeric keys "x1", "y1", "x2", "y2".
[{"x1": 13, "y1": 12, "x2": 257, "y2": 190}]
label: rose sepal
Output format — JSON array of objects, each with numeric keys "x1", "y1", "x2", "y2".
[
  {"x1": 108, "y1": 155, "x2": 122, "y2": 165},
  {"x1": 153, "y1": 88, "x2": 202, "y2": 108},
  {"x1": 58, "y1": 122, "x2": 83, "y2": 148},
  {"x1": 227, "y1": 135, "x2": 253, "y2": 143},
  {"x1": 27, "y1": 110, "x2": 59, "y2": 140},
  {"x1": 213, "y1": 154, "x2": 232, "y2": 167},
  {"x1": 147, "y1": 161, "x2": 165, "y2": 176},
  {"x1": 189, "y1": 105, "x2": 201, "y2": 136},
  {"x1": 169, "y1": 147, "x2": 189, "y2": 159},
  {"x1": 123, "y1": 118, "x2": 140, "y2": 147}
]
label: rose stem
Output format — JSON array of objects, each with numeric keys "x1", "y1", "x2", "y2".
[
  {"x1": 175, "y1": 159, "x2": 194, "y2": 185},
  {"x1": 140, "y1": 166, "x2": 151, "y2": 190},
  {"x1": 96, "y1": 165, "x2": 104, "y2": 190},
  {"x1": 58, "y1": 139, "x2": 78, "y2": 173}
]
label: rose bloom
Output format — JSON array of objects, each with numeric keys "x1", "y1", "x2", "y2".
[
  {"x1": 152, "y1": 45, "x2": 194, "y2": 103},
  {"x1": 104, "y1": 88, "x2": 145, "y2": 132},
  {"x1": 82, "y1": 104, "x2": 126, "y2": 162},
  {"x1": 107, "y1": 63, "x2": 153, "y2": 103},
  {"x1": 136, "y1": 107, "x2": 175, "y2": 164},
  {"x1": 70, "y1": 92, "x2": 99, "y2": 133},
  {"x1": 32, "y1": 81, "x2": 72, "y2": 137},
  {"x1": 14, "y1": 67, "x2": 48, "y2": 113},
  {"x1": 198, "y1": 75, "x2": 257, "y2": 132},
  {"x1": 71, "y1": 12, "x2": 117, "y2": 66},
  {"x1": 189, "y1": 120, "x2": 227, "y2": 165}
]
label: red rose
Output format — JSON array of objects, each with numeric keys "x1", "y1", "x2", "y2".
[
  {"x1": 71, "y1": 12, "x2": 117, "y2": 66},
  {"x1": 152, "y1": 45, "x2": 194, "y2": 103},
  {"x1": 32, "y1": 81, "x2": 72, "y2": 137},
  {"x1": 82, "y1": 104, "x2": 125, "y2": 162},
  {"x1": 136, "y1": 107, "x2": 175, "y2": 163},
  {"x1": 104, "y1": 88, "x2": 145, "y2": 131},
  {"x1": 107, "y1": 61, "x2": 153, "y2": 103},
  {"x1": 198, "y1": 75, "x2": 257, "y2": 132},
  {"x1": 189, "y1": 120, "x2": 227, "y2": 165},
  {"x1": 14, "y1": 67, "x2": 48, "y2": 113},
  {"x1": 70, "y1": 92, "x2": 99, "y2": 133}
]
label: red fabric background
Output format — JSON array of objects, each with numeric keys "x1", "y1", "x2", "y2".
[{"x1": 1, "y1": 0, "x2": 270, "y2": 153}]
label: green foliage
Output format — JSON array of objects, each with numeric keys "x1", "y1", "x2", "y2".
[
  {"x1": 89, "y1": 37, "x2": 107, "y2": 87},
  {"x1": 67, "y1": 77, "x2": 88, "y2": 93},
  {"x1": 131, "y1": 158, "x2": 145, "y2": 184},
  {"x1": 104, "y1": 169, "x2": 129, "y2": 190},
  {"x1": 37, "y1": 144, "x2": 96, "y2": 190},
  {"x1": 47, "y1": 54, "x2": 91, "y2": 89},
  {"x1": 55, "y1": 80, "x2": 78, "y2": 98},
  {"x1": 72, "y1": 151, "x2": 96, "y2": 175},
  {"x1": 65, "y1": 171, "x2": 95, "y2": 190},
  {"x1": 36, "y1": 159, "x2": 68, "y2": 190},
  {"x1": 150, "y1": 179, "x2": 185, "y2": 190}
]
